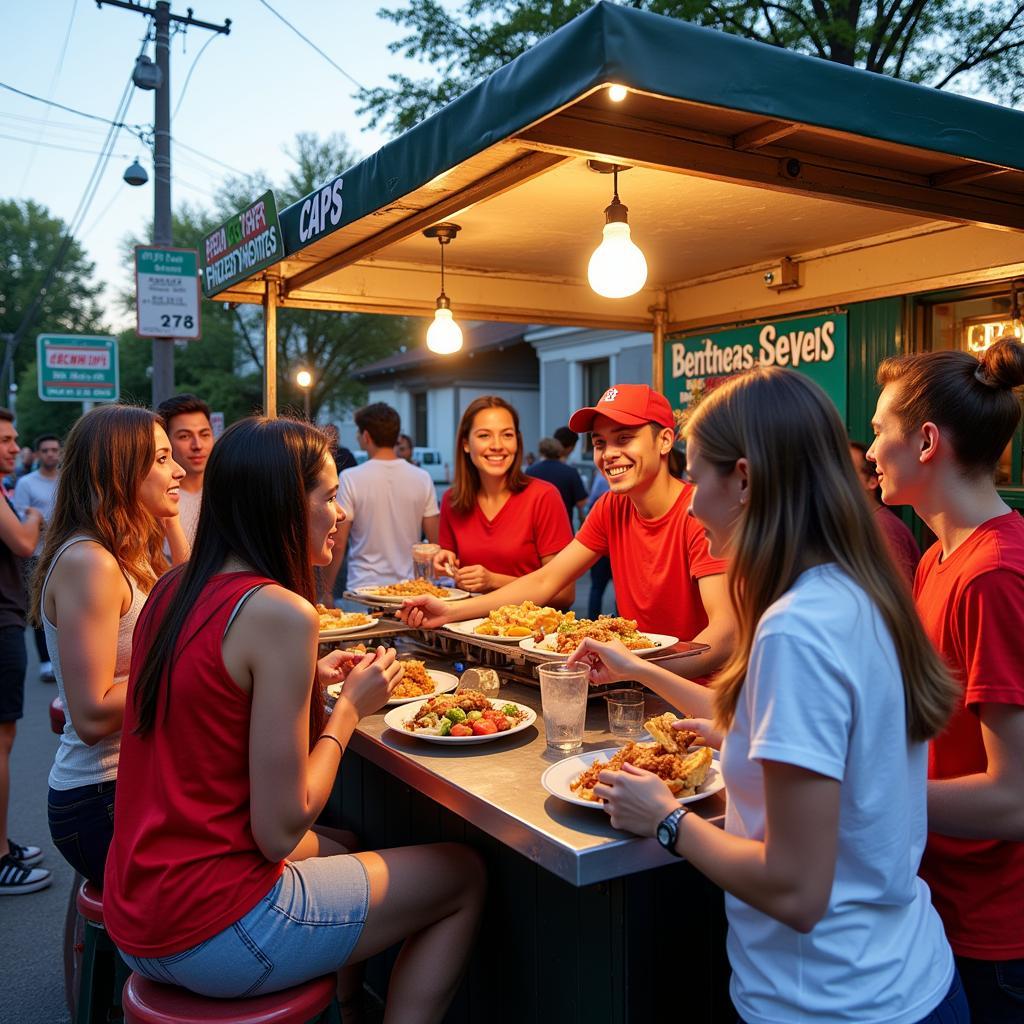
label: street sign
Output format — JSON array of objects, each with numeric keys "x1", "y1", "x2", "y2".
[
  {"x1": 37, "y1": 334, "x2": 119, "y2": 403},
  {"x1": 201, "y1": 191, "x2": 282, "y2": 297},
  {"x1": 135, "y1": 245, "x2": 201, "y2": 339}
]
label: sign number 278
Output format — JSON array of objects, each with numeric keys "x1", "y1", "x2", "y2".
[{"x1": 160, "y1": 314, "x2": 195, "y2": 329}]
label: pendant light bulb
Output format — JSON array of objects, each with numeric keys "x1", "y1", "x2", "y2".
[
  {"x1": 587, "y1": 167, "x2": 648, "y2": 299},
  {"x1": 427, "y1": 303, "x2": 463, "y2": 355}
]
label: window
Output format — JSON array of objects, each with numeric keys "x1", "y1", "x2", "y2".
[
  {"x1": 581, "y1": 359, "x2": 611, "y2": 456},
  {"x1": 413, "y1": 392, "x2": 428, "y2": 448}
]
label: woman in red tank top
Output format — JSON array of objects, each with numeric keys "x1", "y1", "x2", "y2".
[{"x1": 104, "y1": 418, "x2": 484, "y2": 1021}]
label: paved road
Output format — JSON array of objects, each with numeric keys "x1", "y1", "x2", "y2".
[{"x1": 0, "y1": 632, "x2": 73, "y2": 1024}]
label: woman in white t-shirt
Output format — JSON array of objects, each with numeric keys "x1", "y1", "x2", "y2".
[{"x1": 570, "y1": 368, "x2": 966, "y2": 1024}]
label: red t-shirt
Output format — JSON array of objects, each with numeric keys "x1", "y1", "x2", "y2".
[
  {"x1": 575, "y1": 484, "x2": 727, "y2": 641},
  {"x1": 104, "y1": 571, "x2": 285, "y2": 958},
  {"x1": 914, "y1": 511, "x2": 1024, "y2": 959},
  {"x1": 874, "y1": 505, "x2": 921, "y2": 587},
  {"x1": 439, "y1": 477, "x2": 572, "y2": 578}
]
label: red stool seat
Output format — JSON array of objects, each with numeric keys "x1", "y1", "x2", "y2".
[
  {"x1": 122, "y1": 972, "x2": 338, "y2": 1024},
  {"x1": 77, "y1": 880, "x2": 106, "y2": 924},
  {"x1": 49, "y1": 696, "x2": 65, "y2": 735}
]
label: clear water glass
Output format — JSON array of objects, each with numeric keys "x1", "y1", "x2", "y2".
[
  {"x1": 606, "y1": 689, "x2": 645, "y2": 741},
  {"x1": 538, "y1": 663, "x2": 589, "y2": 754},
  {"x1": 411, "y1": 542, "x2": 440, "y2": 581}
]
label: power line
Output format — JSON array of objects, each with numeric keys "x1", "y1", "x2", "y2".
[
  {"x1": 172, "y1": 28, "x2": 220, "y2": 119},
  {"x1": 170, "y1": 135, "x2": 248, "y2": 177},
  {"x1": 0, "y1": 130, "x2": 133, "y2": 159},
  {"x1": 256, "y1": 0, "x2": 365, "y2": 89},
  {"x1": 0, "y1": 80, "x2": 149, "y2": 141}
]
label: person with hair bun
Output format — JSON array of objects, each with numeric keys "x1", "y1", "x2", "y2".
[{"x1": 869, "y1": 336, "x2": 1024, "y2": 1023}]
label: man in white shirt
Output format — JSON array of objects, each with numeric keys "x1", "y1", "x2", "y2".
[
  {"x1": 336, "y1": 403, "x2": 439, "y2": 590},
  {"x1": 156, "y1": 394, "x2": 214, "y2": 550}
]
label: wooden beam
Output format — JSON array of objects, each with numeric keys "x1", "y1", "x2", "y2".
[
  {"x1": 930, "y1": 164, "x2": 1012, "y2": 188},
  {"x1": 515, "y1": 113, "x2": 1024, "y2": 231},
  {"x1": 732, "y1": 120, "x2": 798, "y2": 151},
  {"x1": 283, "y1": 151, "x2": 569, "y2": 295}
]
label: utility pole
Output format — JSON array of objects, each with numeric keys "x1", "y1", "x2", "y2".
[{"x1": 97, "y1": 1, "x2": 230, "y2": 406}]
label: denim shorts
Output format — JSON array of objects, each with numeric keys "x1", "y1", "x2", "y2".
[
  {"x1": 48, "y1": 781, "x2": 116, "y2": 887},
  {"x1": 119, "y1": 855, "x2": 370, "y2": 998}
]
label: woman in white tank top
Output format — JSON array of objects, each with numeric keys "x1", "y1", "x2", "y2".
[{"x1": 30, "y1": 406, "x2": 187, "y2": 885}]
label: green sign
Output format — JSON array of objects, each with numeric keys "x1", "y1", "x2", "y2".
[
  {"x1": 135, "y1": 246, "x2": 201, "y2": 339},
  {"x1": 663, "y1": 312, "x2": 848, "y2": 422},
  {"x1": 200, "y1": 191, "x2": 282, "y2": 297},
  {"x1": 37, "y1": 334, "x2": 119, "y2": 402}
]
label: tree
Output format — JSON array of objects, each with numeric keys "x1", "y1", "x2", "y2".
[{"x1": 358, "y1": 0, "x2": 1024, "y2": 135}]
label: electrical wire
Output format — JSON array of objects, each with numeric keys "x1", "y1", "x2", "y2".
[
  {"x1": 256, "y1": 0, "x2": 365, "y2": 89},
  {"x1": 172, "y1": 29, "x2": 220, "y2": 119},
  {"x1": 0, "y1": 130, "x2": 133, "y2": 159},
  {"x1": 0, "y1": 81, "x2": 149, "y2": 141}
]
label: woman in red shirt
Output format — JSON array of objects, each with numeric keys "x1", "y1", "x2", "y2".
[
  {"x1": 104, "y1": 418, "x2": 484, "y2": 1020},
  {"x1": 868, "y1": 336, "x2": 1024, "y2": 1024},
  {"x1": 434, "y1": 396, "x2": 574, "y2": 605}
]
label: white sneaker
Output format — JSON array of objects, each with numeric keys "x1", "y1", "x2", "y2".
[
  {"x1": 0, "y1": 854, "x2": 51, "y2": 895},
  {"x1": 39, "y1": 661, "x2": 55, "y2": 682}
]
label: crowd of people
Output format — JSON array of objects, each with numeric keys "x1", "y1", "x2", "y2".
[{"x1": 0, "y1": 335, "x2": 1019, "y2": 1023}]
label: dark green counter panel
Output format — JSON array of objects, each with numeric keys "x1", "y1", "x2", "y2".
[{"x1": 845, "y1": 297, "x2": 905, "y2": 443}]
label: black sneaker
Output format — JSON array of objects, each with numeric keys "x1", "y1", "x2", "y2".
[
  {"x1": 7, "y1": 840, "x2": 43, "y2": 867},
  {"x1": 0, "y1": 854, "x2": 51, "y2": 895}
]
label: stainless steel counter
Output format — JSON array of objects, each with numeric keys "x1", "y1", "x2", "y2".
[{"x1": 348, "y1": 676, "x2": 725, "y2": 888}]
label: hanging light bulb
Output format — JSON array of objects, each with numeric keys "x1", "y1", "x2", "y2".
[
  {"x1": 422, "y1": 223, "x2": 464, "y2": 355},
  {"x1": 608, "y1": 83, "x2": 628, "y2": 102},
  {"x1": 586, "y1": 162, "x2": 648, "y2": 299}
]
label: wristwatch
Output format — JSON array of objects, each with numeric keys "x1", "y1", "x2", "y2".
[{"x1": 656, "y1": 806, "x2": 688, "y2": 857}]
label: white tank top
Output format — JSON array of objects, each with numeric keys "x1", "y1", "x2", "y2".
[{"x1": 44, "y1": 536, "x2": 148, "y2": 790}]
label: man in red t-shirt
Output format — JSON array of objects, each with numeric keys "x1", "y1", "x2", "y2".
[{"x1": 402, "y1": 385, "x2": 735, "y2": 689}]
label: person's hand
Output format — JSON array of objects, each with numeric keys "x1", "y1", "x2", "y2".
[
  {"x1": 566, "y1": 636, "x2": 645, "y2": 686},
  {"x1": 593, "y1": 762, "x2": 681, "y2": 836},
  {"x1": 398, "y1": 595, "x2": 452, "y2": 629},
  {"x1": 433, "y1": 549, "x2": 459, "y2": 578},
  {"x1": 678, "y1": 717, "x2": 724, "y2": 751},
  {"x1": 453, "y1": 563, "x2": 492, "y2": 593},
  {"x1": 316, "y1": 648, "x2": 363, "y2": 687},
  {"x1": 333, "y1": 646, "x2": 404, "y2": 719}
]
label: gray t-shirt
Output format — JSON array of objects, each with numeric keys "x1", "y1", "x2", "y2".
[{"x1": 13, "y1": 470, "x2": 59, "y2": 557}]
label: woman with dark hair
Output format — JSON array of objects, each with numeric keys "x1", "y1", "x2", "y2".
[
  {"x1": 570, "y1": 368, "x2": 965, "y2": 1023},
  {"x1": 33, "y1": 406, "x2": 188, "y2": 885},
  {"x1": 433, "y1": 396, "x2": 574, "y2": 604},
  {"x1": 103, "y1": 418, "x2": 484, "y2": 1019},
  {"x1": 869, "y1": 336, "x2": 1024, "y2": 1023}
]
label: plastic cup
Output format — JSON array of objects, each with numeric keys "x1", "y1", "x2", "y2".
[
  {"x1": 538, "y1": 663, "x2": 589, "y2": 754},
  {"x1": 411, "y1": 543, "x2": 440, "y2": 581},
  {"x1": 605, "y1": 689, "x2": 645, "y2": 741}
]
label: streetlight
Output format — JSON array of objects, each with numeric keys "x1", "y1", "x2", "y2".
[{"x1": 295, "y1": 369, "x2": 313, "y2": 420}]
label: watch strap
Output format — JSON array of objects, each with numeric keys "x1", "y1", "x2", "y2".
[{"x1": 657, "y1": 806, "x2": 687, "y2": 857}]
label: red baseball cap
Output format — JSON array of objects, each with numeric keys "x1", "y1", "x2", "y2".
[{"x1": 568, "y1": 384, "x2": 675, "y2": 433}]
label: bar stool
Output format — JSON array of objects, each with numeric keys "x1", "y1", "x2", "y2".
[
  {"x1": 121, "y1": 972, "x2": 341, "y2": 1023},
  {"x1": 49, "y1": 695, "x2": 65, "y2": 734},
  {"x1": 76, "y1": 880, "x2": 130, "y2": 1024}
]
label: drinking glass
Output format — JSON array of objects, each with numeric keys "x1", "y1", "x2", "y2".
[
  {"x1": 538, "y1": 663, "x2": 589, "y2": 754},
  {"x1": 605, "y1": 689, "x2": 645, "y2": 741},
  {"x1": 411, "y1": 543, "x2": 440, "y2": 581}
]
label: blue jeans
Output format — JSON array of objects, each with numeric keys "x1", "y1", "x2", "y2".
[
  {"x1": 956, "y1": 955, "x2": 1024, "y2": 1024},
  {"x1": 120, "y1": 857, "x2": 370, "y2": 998},
  {"x1": 48, "y1": 781, "x2": 116, "y2": 887}
]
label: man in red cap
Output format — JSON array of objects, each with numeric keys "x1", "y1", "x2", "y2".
[{"x1": 401, "y1": 384, "x2": 735, "y2": 687}]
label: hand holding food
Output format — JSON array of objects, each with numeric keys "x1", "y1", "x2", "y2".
[
  {"x1": 332, "y1": 646, "x2": 404, "y2": 718},
  {"x1": 433, "y1": 549, "x2": 459, "y2": 577},
  {"x1": 453, "y1": 563, "x2": 493, "y2": 593},
  {"x1": 594, "y1": 762, "x2": 683, "y2": 836},
  {"x1": 398, "y1": 595, "x2": 452, "y2": 629},
  {"x1": 566, "y1": 635, "x2": 645, "y2": 685},
  {"x1": 316, "y1": 648, "x2": 364, "y2": 686},
  {"x1": 675, "y1": 716, "x2": 723, "y2": 751}
]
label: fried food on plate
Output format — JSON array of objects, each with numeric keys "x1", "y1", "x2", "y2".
[
  {"x1": 644, "y1": 711, "x2": 697, "y2": 752},
  {"x1": 473, "y1": 601, "x2": 565, "y2": 638},
  {"x1": 390, "y1": 659, "x2": 435, "y2": 699},
  {"x1": 366, "y1": 579, "x2": 450, "y2": 598},
  {"x1": 549, "y1": 614, "x2": 654, "y2": 653},
  {"x1": 316, "y1": 604, "x2": 373, "y2": 631},
  {"x1": 570, "y1": 742, "x2": 712, "y2": 803}
]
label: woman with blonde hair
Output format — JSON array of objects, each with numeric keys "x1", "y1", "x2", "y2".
[
  {"x1": 34, "y1": 405, "x2": 187, "y2": 885},
  {"x1": 433, "y1": 395, "x2": 574, "y2": 604},
  {"x1": 870, "y1": 337, "x2": 1024, "y2": 1022},
  {"x1": 571, "y1": 368, "x2": 965, "y2": 1023}
]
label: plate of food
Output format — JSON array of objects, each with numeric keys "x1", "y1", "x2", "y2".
[
  {"x1": 316, "y1": 605, "x2": 379, "y2": 638},
  {"x1": 326, "y1": 656, "x2": 458, "y2": 707},
  {"x1": 353, "y1": 581, "x2": 471, "y2": 604},
  {"x1": 518, "y1": 614, "x2": 677, "y2": 659},
  {"x1": 384, "y1": 689, "x2": 536, "y2": 744},
  {"x1": 443, "y1": 602, "x2": 566, "y2": 643},
  {"x1": 541, "y1": 714, "x2": 722, "y2": 809}
]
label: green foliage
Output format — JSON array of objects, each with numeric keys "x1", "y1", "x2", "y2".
[{"x1": 358, "y1": 0, "x2": 1024, "y2": 135}]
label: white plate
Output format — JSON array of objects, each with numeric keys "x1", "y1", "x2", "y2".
[
  {"x1": 519, "y1": 632, "x2": 680, "y2": 659},
  {"x1": 442, "y1": 618, "x2": 526, "y2": 643},
  {"x1": 353, "y1": 585, "x2": 471, "y2": 605},
  {"x1": 327, "y1": 669, "x2": 459, "y2": 707},
  {"x1": 385, "y1": 697, "x2": 537, "y2": 744},
  {"x1": 319, "y1": 617, "x2": 379, "y2": 639},
  {"x1": 541, "y1": 746, "x2": 723, "y2": 809}
]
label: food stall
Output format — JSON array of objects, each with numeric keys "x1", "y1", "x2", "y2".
[{"x1": 202, "y1": 3, "x2": 1024, "y2": 1018}]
